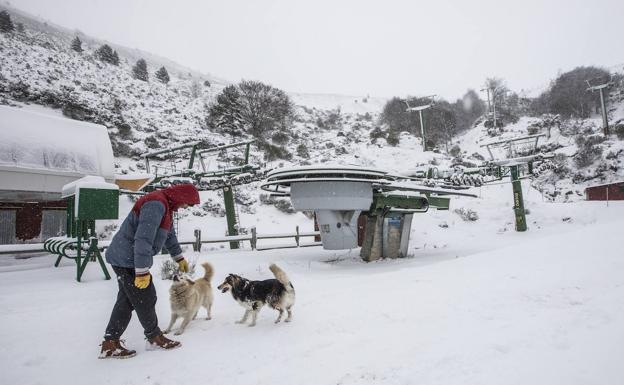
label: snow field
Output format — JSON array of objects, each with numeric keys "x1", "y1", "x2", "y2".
[{"x1": 1, "y1": 182, "x2": 623, "y2": 385}]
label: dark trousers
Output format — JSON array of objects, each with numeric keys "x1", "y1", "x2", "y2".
[{"x1": 104, "y1": 266, "x2": 161, "y2": 340}]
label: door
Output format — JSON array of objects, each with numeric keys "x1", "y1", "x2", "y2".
[
  {"x1": 41, "y1": 210, "x2": 66, "y2": 240},
  {"x1": 0, "y1": 210, "x2": 16, "y2": 244}
]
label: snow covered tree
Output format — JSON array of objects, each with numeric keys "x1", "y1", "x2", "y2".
[
  {"x1": 96, "y1": 44, "x2": 119, "y2": 65},
  {"x1": 0, "y1": 10, "x2": 15, "y2": 33},
  {"x1": 380, "y1": 97, "x2": 419, "y2": 136},
  {"x1": 207, "y1": 85, "x2": 244, "y2": 135},
  {"x1": 16, "y1": 22, "x2": 24, "y2": 33},
  {"x1": 71, "y1": 36, "x2": 83, "y2": 53},
  {"x1": 535, "y1": 66, "x2": 611, "y2": 119},
  {"x1": 132, "y1": 59, "x2": 148, "y2": 81},
  {"x1": 155, "y1": 66, "x2": 170, "y2": 84},
  {"x1": 207, "y1": 80, "x2": 294, "y2": 140},
  {"x1": 203, "y1": 80, "x2": 211, "y2": 87}
]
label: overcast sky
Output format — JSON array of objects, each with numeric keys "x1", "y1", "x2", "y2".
[{"x1": 11, "y1": 0, "x2": 624, "y2": 100}]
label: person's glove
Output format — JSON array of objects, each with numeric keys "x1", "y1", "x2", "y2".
[
  {"x1": 134, "y1": 273, "x2": 151, "y2": 289},
  {"x1": 177, "y1": 258, "x2": 189, "y2": 273}
]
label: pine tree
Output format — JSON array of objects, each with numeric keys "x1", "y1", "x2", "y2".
[
  {"x1": 16, "y1": 22, "x2": 24, "y2": 33},
  {"x1": 132, "y1": 59, "x2": 148, "y2": 81},
  {"x1": 71, "y1": 36, "x2": 83, "y2": 53},
  {"x1": 155, "y1": 66, "x2": 170, "y2": 84},
  {"x1": 0, "y1": 10, "x2": 15, "y2": 33},
  {"x1": 96, "y1": 44, "x2": 117, "y2": 65}
]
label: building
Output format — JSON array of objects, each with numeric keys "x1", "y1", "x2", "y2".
[
  {"x1": 585, "y1": 180, "x2": 624, "y2": 201},
  {"x1": 0, "y1": 106, "x2": 115, "y2": 244}
]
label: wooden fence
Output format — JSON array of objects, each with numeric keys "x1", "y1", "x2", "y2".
[
  {"x1": 180, "y1": 226, "x2": 322, "y2": 251},
  {"x1": 0, "y1": 227, "x2": 321, "y2": 255}
]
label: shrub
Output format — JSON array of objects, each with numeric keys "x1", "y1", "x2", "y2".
[
  {"x1": 271, "y1": 131, "x2": 289, "y2": 145},
  {"x1": 574, "y1": 135, "x2": 604, "y2": 167},
  {"x1": 369, "y1": 126, "x2": 385, "y2": 142},
  {"x1": 259, "y1": 194, "x2": 295, "y2": 214},
  {"x1": 296, "y1": 143, "x2": 310, "y2": 158},
  {"x1": 160, "y1": 259, "x2": 196, "y2": 280},
  {"x1": 449, "y1": 145, "x2": 462, "y2": 157},
  {"x1": 386, "y1": 130, "x2": 400, "y2": 146},
  {"x1": 145, "y1": 136, "x2": 159, "y2": 149},
  {"x1": 454, "y1": 207, "x2": 478, "y2": 221},
  {"x1": 615, "y1": 123, "x2": 624, "y2": 140}
]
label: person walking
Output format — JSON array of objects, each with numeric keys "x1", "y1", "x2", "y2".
[{"x1": 99, "y1": 183, "x2": 200, "y2": 359}]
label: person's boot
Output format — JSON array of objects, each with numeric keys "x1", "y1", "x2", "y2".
[
  {"x1": 146, "y1": 333, "x2": 181, "y2": 350},
  {"x1": 98, "y1": 339, "x2": 137, "y2": 359}
]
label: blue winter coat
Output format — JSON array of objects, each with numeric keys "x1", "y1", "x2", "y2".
[{"x1": 105, "y1": 200, "x2": 183, "y2": 274}]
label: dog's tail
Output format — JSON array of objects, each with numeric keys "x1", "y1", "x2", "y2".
[
  {"x1": 201, "y1": 262, "x2": 214, "y2": 282},
  {"x1": 269, "y1": 263, "x2": 294, "y2": 292}
]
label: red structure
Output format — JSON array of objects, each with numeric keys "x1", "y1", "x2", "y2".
[
  {"x1": 0, "y1": 201, "x2": 67, "y2": 243},
  {"x1": 585, "y1": 181, "x2": 624, "y2": 201}
]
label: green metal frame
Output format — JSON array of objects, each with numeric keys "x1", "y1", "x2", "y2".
[
  {"x1": 143, "y1": 140, "x2": 257, "y2": 191},
  {"x1": 46, "y1": 187, "x2": 119, "y2": 281}
]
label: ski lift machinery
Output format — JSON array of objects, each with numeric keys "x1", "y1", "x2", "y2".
[
  {"x1": 140, "y1": 139, "x2": 263, "y2": 249},
  {"x1": 261, "y1": 165, "x2": 476, "y2": 261}
]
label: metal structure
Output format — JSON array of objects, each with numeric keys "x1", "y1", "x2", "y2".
[
  {"x1": 44, "y1": 176, "x2": 119, "y2": 281},
  {"x1": 406, "y1": 96, "x2": 436, "y2": 152},
  {"x1": 586, "y1": 75, "x2": 614, "y2": 136},
  {"x1": 142, "y1": 140, "x2": 261, "y2": 191},
  {"x1": 141, "y1": 140, "x2": 266, "y2": 249},
  {"x1": 261, "y1": 166, "x2": 476, "y2": 261}
]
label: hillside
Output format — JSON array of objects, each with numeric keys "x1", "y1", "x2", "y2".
[{"x1": 2, "y1": 4, "x2": 624, "y2": 207}]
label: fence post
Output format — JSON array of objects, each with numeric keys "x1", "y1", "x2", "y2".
[
  {"x1": 295, "y1": 225, "x2": 300, "y2": 247},
  {"x1": 251, "y1": 227, "x2": 257, "y2": 250},
  {"x1": 194, "y1": 229, "x2": 202, "y2": 252}
]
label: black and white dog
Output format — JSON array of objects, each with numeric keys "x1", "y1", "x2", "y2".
[{"x1": 217, "y1": 264, "x2": 295, "y2": 327}]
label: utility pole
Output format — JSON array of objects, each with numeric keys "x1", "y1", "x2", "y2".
[
  {"x1": 586, "y1": 78, "x2": 613, "y2": 136},
  {"x1": 480, "y1": 87, "x2": 491, "y2": 115},
  {"x1": 406, "y1": 95, "x2": 435, "y2": 152},
  {"x1": 491, "y1": 86, "x2": 498, "y2": 130}
]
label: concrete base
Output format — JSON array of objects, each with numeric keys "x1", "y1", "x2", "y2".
[{"x1": 360, "y1": 213, "x2": 413, "y2": 262}]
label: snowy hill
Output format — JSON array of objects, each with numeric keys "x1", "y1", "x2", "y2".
[
  {"x1": 0, "y1": 4, "x2": 387, "y2": 162},
  {"x1": 453, "y1": 110, "x2": 624, "y2": 201}
]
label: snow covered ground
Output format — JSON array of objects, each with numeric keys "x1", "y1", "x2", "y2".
[{"x1": 1, "y1": 182, "x2": 623, "y2": 385}]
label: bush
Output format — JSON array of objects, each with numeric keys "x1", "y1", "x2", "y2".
[
  {"x1": 271, "y1": 131, "x2": 289, "y2": 145},
  {"x1": 615, "y1": 123, "x2": 624, "y2": 140},
  {"x1": 117, "y1": 123, "x2": 133, "y2": 139},
  {"x1": 296, "y1": 143, "x2": 310, "y2": 158},
  {"x1": 449, "y1": 145, "x2": 462, "y2": 157},
  {"x1": 574, "y1": 135, "x2": 604, "y2": 167},
  {"x1": 454, "y1": 207, "x2": 478, "y2": 221},
  {"x1": 160, "y1": 259, "x2": 196, "y2": 280},
  {"x1": 386, "y1": 130, "x2": 400, "y2": 146},
  {"x1": 145, "y1": 136, "x2": 159, "y2": 149},
  {"x1": 259, "y1": 194, "x2": 295, "y2": 214},
  {"x1": 370, "y1": 126, "x2": 385, "y2": 143},
  {"x1": 258, "y1": 141, "x2": 292, "y2": 161}
]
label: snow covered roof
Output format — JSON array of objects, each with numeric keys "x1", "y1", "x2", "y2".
[
  {"x1": 61, "y1": 176, "x2": 119, "y2": 198},
  {"x1": 584, "y1": 180, "x2": 624, "y2": 189},
  {"x1": 0, "y1": 106, "x2": 115, "y2": 200}
]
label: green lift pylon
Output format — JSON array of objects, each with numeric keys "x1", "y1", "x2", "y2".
[
  {"x1": 222, "y1": 185, "x2": 240, "y2": 249},
  {"x1": 510, "y1": 165, "x2": 527, "y2": 232}
]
